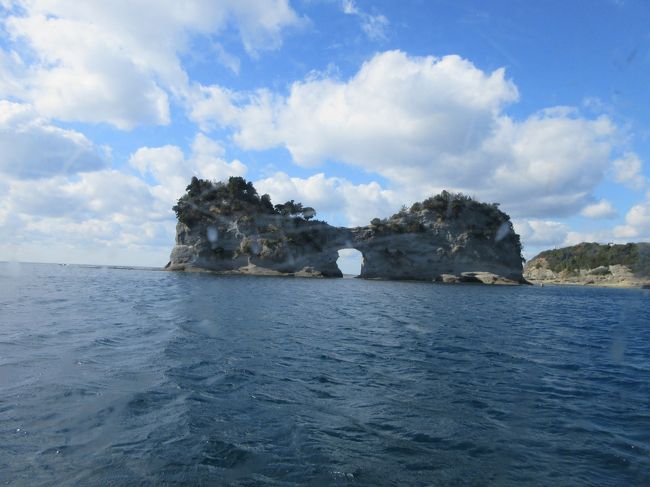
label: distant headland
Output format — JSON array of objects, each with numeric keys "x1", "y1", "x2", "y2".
[
  {"x1": 524, "y1": 242, "x2": 650, "y2": 288},
  {"x1": 165, "y1": 176, "x2": 527, "y2": 284}
]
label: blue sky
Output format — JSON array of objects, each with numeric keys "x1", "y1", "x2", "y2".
[{"x1": 0, "y1": 0, "x2": 649, "y2": 273}]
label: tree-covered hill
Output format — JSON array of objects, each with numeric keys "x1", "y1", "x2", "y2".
[{"x1": 528, "y1": 242, "x2": 650, "y2": 277}]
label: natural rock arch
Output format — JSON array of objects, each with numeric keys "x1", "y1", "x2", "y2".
[
  {"x1": 336, "y1": 247, "x2": 364, "y2": 276},
  {"x1": 166, "y1": 177, "x2": 526, "y2": 284}
]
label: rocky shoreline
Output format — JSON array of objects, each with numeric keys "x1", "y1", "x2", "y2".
[
  {"x1": 524, "y1": 266, "x2": 650, "y2": 289},
  {"x1": 524, "y1": 243, "x2": 650, "y2": 289},
  {"x1": 167, "y1": 264, "x2": 526, "y2": 285}
]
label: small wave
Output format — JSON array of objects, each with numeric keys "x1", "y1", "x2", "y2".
[{"x1": 1, "y1": 264, "x2": 649, "y2": 486}]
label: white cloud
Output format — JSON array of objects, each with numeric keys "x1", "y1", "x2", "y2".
[
  {"x1": 0, "y1": 100, "x2": 105, "y2": 179},
  {"x1": 614, "y1": 200, "x2": 650, "y2": 240},
  {"x1": 193, "y1": 51, "x2": 519, "y2": 161},
  {"x1": 563, "y1": 230, "x2": 613, "y2": 247},
  {"x1": 360, "y1": 14, "x2": 389, "y2": 41},
  {"x1": 580, "y1": 199, "x2": 617, "y2": 219},
  {"x1": 129, "y1": 133, "x2": 247, "y2": 207},
  {"x1": 629, "y1": 203, "x2": 650, "y2": 228},
  {"x1": 212, "y1": 43, "x2": 241, "y2": 75},
  {"x1": 190, "y1": 133, "x2": 247, "y2": 182},
  {"x1": 341, "y1": 0, "x2": 389, "y2": 41},
  {"x1": 526, "y1": 194, "x2": 650, "y2": 251},
  {"x1": 481, "y1": 110, "x2": 615, "y2": 217},
  {"x1": 0, "y1": 46, "x2": 26, "y2": 96},
  {"x1": 226, "y1": 1, "x2": 304, "y2": 55},
  {"x1": 8, "y1": 171, "x2": 158, "y2": 221},
  {"x1": 556, "y1": 195, "x2": 650, "y2": 247},
  {"x1": 0, "y1": 129, "x2": 249, "y2": 266},
  {"x1": 613, "y1": 152, "x2": 647, "y2": 190},
  {"x1": 0, "y1": 99, "x2": 33, "y2": 125},
  {"x1": 612, "y1": 225, "x2": 639, "y2": 240},
  {"x1": 191, "y1": 50, "x2": 624, "y2": 219},
  {"x1": 1, "y1": 0, "x2": 301, "y2": 128},
  {"x1": 254, "y1": 172, "x2": 400, "y2": 226},
  {"x1": 0, "y1": 165, "x2": 186, "y2": 266},
  {"x1": 514, "y1": 219, "x2": 570, "y2": 248},
  {"x1": 341, "y1": 0, "x2": 359, "y2": 15},
  {"x1": 0, "y1": 169, "x2": 175, "y2": 264}
]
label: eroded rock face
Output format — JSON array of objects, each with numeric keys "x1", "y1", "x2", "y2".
[
  {"x1": 166, "y1": 177, "x2": 526, "y2": 283},
  {"x1": 350, "y1": 205, "x2": 525, "y2": 282},
  {"x1": 168, "y1": 215, "x2": 349, "y2": 277}
]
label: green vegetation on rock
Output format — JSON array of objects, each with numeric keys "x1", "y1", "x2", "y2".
[
  {"x1": 173, "y1": 176, "x2": 316, "y2": 224},
  {"x1": 167, "y1": 177, "x2": 526, "y2": 282},
  {"x1": 531, "y1": 242, "x2": 650, "y2": 277},
  {"x1": 366, "y1": 190, "x2": 522, "y2": 261}
]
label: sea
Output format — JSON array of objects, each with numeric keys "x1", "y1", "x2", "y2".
[{"x1": 1, "y1": 262, "x2": 649, "y2": 486}]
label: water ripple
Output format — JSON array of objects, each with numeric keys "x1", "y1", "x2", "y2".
[{"x1": 1, "y1": 263, "x2": 649, "y2": 486}]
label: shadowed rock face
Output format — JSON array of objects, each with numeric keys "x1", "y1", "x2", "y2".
[
  {"x1": 169, "y1": 216, "x2": 349, "y2": 277},
  {"x1": 166, "y1": 177, "x2": 526, "y2": 283}
]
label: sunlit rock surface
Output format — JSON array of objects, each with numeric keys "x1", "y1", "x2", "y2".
[
  {"x1": 166, "y1": 177, "x2": 526, "y2": 284},
  {"x1": 524, "y1": 242, "x2": 650, "y2": 288}
]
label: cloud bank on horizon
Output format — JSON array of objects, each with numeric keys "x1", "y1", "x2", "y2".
[{"x1": 0, "y1": 0, "x2": 649, "y2": 267}]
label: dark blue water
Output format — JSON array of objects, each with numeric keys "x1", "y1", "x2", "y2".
[{"x1": 1, "y1": 262, "x2": 649, "y2": 486}]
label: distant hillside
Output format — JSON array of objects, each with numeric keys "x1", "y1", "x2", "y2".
[
  {"x1": 530, "y1": 243, "x2": 650, "y2": 276},
  {"x1": 524, "y1": 242, "x2": 650, "y2": 288}
]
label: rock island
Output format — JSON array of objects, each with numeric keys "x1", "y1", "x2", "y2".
[{"x1": 166, "y1": 177, "x2": 527, "y2": 284}]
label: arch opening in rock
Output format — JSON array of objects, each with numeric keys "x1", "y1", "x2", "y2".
[{"x1": 336, "y1": 248, "x2": 363, "y2": 277}]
